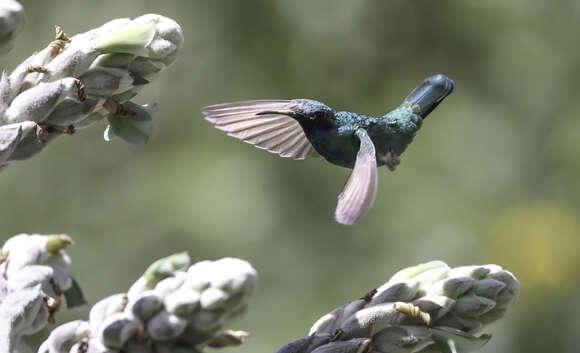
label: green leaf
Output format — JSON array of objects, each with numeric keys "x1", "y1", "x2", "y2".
[
  {"x1": 94, "y1": 23, "x2": 156, "y2": 57},
  {"x1": 143, "y1": 252, "x2": 191, "y2": 288},
  {"x1": 430, "y1": 327, "x2": 491, "y2": 353},
  {"x1": 64, "y1": 277, "x2": 87, "y2": 308},
  {"x1": 104, "y1": 102, "x2": 158, "y2": 146}
]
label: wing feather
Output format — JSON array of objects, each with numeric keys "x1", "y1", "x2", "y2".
[
  {"x1": 334, "y1": 129, "x2": 378, "y2": 225},
  {"x1": 202, "y1": 100, "x2": 318, "y2": 160}
]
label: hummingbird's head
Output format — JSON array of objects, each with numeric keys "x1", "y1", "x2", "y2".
[
  {"x1": 404, "y1": 74, "x2": 454, "y2": 119},
  {"x1": 256, "y1": 99, "x2": 335, "y2": 122}
]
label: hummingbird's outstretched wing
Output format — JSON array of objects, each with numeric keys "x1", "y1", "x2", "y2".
[
  {"x1": 202, "y1": 100, "x2": 318, "y2": 160},
  {"x1": 335, "y1": 128, "x2": 378, "y2": 225}
]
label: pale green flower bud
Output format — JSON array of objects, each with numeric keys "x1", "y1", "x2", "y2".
[
  {"x1": 299, "y1": 261, "x2": 519, "y2": 353},
  {"x1": 38, "y1": 255, "x2": 258, "y2": 353},
  {"x1": 0, "y1": 13, "x2": 183, "y2": 169},
  {"x1": 0, "y1": 0, "x2": 25, "y2": 55}
]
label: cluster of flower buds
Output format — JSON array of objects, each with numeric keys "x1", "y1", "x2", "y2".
[
  {"x1": 277, "y1": 261, "x2": 519, "y2": 353},
  {"x1": 39, "y1": 253, "x2": 258, "y2": 353},
  {"x1": 0, "y1": 0, "x2": 24, "y2": 55},
  {"x1": 0, "y1": 233, "x2": 84, "y2": 353},
  {"x1": 0, "y1": 13, "x2": 183, "y2": 170}
]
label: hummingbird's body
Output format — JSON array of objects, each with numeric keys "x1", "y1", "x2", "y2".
[
  {"x1": 203, "y1": 74, "x2": 454, "y2": 225},
  {"x1": 295, "y1": 101, "x2": 422, "y2": 169}
]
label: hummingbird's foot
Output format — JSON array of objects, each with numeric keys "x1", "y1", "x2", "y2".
[
  {"x1": 394, "y1": 302, "x2": 431, "y2": 326},
  {"x1": 360, "y1": 288, "x2": 377, "y2": 302},
  {"x1": 382, "y1": 151, "x2": 400, "y2": 171}
]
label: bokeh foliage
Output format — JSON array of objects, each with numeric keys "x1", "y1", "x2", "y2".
[{"x1": 1, "y1": 1, "x2": 579, "y2": 352}]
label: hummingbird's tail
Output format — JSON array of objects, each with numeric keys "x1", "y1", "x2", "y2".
[{"x1": 404, "y1": 74, "x2": 454, "y2": 119}]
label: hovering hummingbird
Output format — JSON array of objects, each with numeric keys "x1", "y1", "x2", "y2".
[{"x1": 202, "y1": 74, "x2": 454, "y2": 225}]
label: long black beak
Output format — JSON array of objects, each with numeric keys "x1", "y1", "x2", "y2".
[{"x1": 405, "y1": 74, "x2": 454, "y2": 119}]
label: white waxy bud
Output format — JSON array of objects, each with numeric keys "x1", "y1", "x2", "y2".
[
  {"x1": 4, "y1": 78, "x2": 82, "y2": 124},
  {"x1": 199, "y1": 287, "x2": 227, "y2": 310},
  {"x1": 89, "y1": 294, "x2": 128, "y2": 333},
  {"x1": 79, "y1": 67, "x2": 133, "y2": 98},
  {"x1": 189, "y1": 308, "x2": 226, "y2": 332},
  {"x1": 339, "y1": 303, "x2": 403, "y2": 339},
  {"x1": 126, "y1": 290, "x2": 163, "y2": 324},
  {"x1": 412, "y1": 296, "x2": 455, "y2": 322},
  {"x1": 210, "y1": 257, "x2": 258, "y2": 294},
  {"x1": 448, "y1": 266, "x2": 490, "y2": 280},
  {"x1": 184, "y1": 260, "x2": 212, "y2": 291},
  {"x1": 7, "y1": 121, "x2": 58, "y2": 161},
  {"x1": 310, "y1": 300, "x2": 366, "y2": 335},
  {"x1": 19, "y1": 299, "x2": 49, "y2": 335},
  {"x1": 153, "y1": 271, "x2": 187, "y2": 297},
  {"x1": 130, "y1": 58, "x2": 164, "y2": 80},
  {"x1": 7, "y1": 265, "x2": 58, "y2": 298},
  {"x1": 146, "y1": 310, "x2": 187, "y2": 341},
  {"x1": 370, "y1": 282, "x2": 419, "y2": 306},
  {"x1": 1, "y1": 233, "x2": 49, "y2": 275},
  {"x1": 44, "y1": 97, "x2": 103, "y2": 126},
  {"x1": 0, "y1": 122, "x2": 22, "y2": 163},
  {"x1": 371, "y1": 325, "x2": 431, "y2": 353},
  {"x1": 127, "y1": 277, "x2": 148, "y2": 301},
  {"x1": 39, "y1": 320, "x2": 90, "y2": 353},
  {"x1": 427, "y1": 277, "x2": 474, "y2": 299},
  {"x1": 487, "y1": 270, "x2": 518, "y2": 295},
  {"x1": 164, "y1": 288, "x2": 200, "y2": 316},
  {"x1": 39, "y1": 45, "x2": 98, "y2": 83},
  {"x1": 310, "y1": 339, "x2": 371, "y2": 353},
  {"x1": 0, "y1": 285, "x2": 44, "y2": 337},
  {"x1": 98, "y1": 313, "x2": 137, "y2": 349},
  {"x1": 471, "y1": 278, "x2": 506, "y2": 299},
  {"x1": 451, "y1": 294, "x2": 496, "y2": 318},
  {"x1": 0, "y1": 0, "x2": 25, "y2": 55}
]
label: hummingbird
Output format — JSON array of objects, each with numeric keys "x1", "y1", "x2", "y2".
[{"x1": 202, "y1": 74, "x2": 454, "y2": 225}]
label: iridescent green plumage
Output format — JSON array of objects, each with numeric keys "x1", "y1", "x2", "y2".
[{"x1": 203, "y1": 74, "x2": 454, "y2": 225}]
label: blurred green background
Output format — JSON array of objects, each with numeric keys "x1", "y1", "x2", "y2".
[{"x1": 2, "y1": 1, "x2": 580, "y2": 352}]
